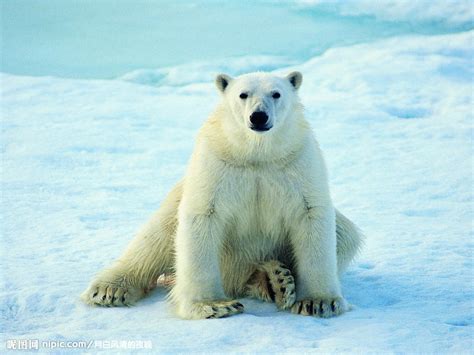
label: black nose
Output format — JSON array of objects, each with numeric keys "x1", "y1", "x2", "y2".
[{"x1": 250, "y1": 111, "x2": 268, "y2": 126}]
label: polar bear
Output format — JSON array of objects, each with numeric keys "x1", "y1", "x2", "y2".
[{"x1": 81, "y1": 71, "x2": 362, "y2": 319}]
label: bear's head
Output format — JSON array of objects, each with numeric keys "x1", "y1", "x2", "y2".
[{"x1": 215, "y1": 71, "x2": 303, "y2": 134}]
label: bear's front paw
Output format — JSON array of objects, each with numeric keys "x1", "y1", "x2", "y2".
[
  {"x1": 203, "y1": 300, "x2": 244, "y2": 319},
  {"x1": 181, "y1": 300, "x2": 244, "y2": 319},
  {"x1": 290, "y1": 297, "x2": 347, "y2": 318},
  {"x1": 81, "y1": 273, "x2": 146, "y2": 307}
]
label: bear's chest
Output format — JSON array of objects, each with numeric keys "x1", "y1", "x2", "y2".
[{"x1": 219, "y1": 166, "x2": 305, "y2": 234}]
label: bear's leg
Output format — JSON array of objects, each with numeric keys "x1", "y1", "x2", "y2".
[
  {"x1": 335, "y1": 209, "x2": 363, "y2": 274},
  {"x1": 81, "y1": 181, "x2": 183, "y2": 307},
  {"x1": 289, "y1": 206, "x2": 349, "y2": 317},
  {"x1": 170, "y1": 209, "x2": 245, "y2": 319},
  {"x1": 245, "y1": 260, "x2": 296, "y2": 310}
]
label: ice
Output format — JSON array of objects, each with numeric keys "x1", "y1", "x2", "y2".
[
  {"x1": 297, "y1": 0, "x2": 473, "y2": 25},
  {"x1": 1, "y1": 2, "x2": 473, "y2": 353},
  {"x1": 2, "y1": 0, "x2": 468, "y2": 79}
]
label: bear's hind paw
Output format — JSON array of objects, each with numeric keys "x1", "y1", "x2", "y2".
[
  {"x1": 246, "y1": 260, "x2": 296, "y2": 310},
  {"x1": 268, "y1": 263, "x2": 296, "y2": 310}
]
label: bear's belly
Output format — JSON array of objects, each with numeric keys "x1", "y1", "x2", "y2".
[{"x1": 218, "y1": 168, "x2": 303, "y2": 296}]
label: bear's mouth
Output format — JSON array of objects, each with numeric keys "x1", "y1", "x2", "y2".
[{"x1": 250, "y1": 125, "x2": 272, "y2": 132}]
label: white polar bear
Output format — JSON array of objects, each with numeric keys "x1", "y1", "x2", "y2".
[{"x1": 81, "y1": 71, "x2": 363, "y2": 319}]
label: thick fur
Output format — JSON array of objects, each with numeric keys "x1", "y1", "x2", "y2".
[{"x1": 81, "y1": 72, "x2": 363, "y2": 319}]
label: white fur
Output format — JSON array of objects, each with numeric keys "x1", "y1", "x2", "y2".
[{"x1": 81, "y1": 71, "x2": 362, "y2": 319}]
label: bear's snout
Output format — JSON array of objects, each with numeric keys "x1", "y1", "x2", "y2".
[{"x1": 249, "y1": 111, "x2": 271, "y2": 132}]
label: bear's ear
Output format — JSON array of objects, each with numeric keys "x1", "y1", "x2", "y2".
[
  {"x1": 286, "y1": 71, "x2": 303, "y2": 90},
  {"x1": 215, "y1": 74, "x2": 233, "y2": 93}
]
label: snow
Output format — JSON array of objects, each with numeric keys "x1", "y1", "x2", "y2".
[{"x1": 1, "y1": 3, "x2": 473, "y2": 353}]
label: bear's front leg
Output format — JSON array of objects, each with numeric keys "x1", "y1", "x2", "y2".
[
  {"x1": 290, "y1": 206, "x2": 348, "y2": 317},
  {"x1": 170, "y1": 209, "x2": 243, "y2": 319}
]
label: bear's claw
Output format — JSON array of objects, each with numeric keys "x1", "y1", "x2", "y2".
[
  {"x1": 246, "y1": 260, "x2": 296, "y2": 310},
  {"x1": 290, "y1": 297, "x2": 347, "y2": 318},
  {"x1": 82, "y1": 280, "x2": 145, "y2": 307},
  {"x1": 200, "y1": 300, "x2": 244, "y2": 319},
  {"x1": 268, "y1": 263, "x2": 296, "y2": 310}
]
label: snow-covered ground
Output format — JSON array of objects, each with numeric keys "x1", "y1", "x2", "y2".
[{"x1": 1, "y1": 1, "x2": 473, "y2": 353}]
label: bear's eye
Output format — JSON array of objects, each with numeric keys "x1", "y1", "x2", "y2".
[
  {"x1": 272, "y1": 92, "x2": 281, "y2": 99},
  {"x1": 239, "y1": 93, "x2": 248, "y2": 99}
]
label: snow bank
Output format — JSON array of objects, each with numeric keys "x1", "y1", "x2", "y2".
[
  {"x1": 119, "y1": 55, "x2": 295, "y2": 87},
  {"x1": 1, "y1": 30, "x2": 472, "y2": 352}
]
